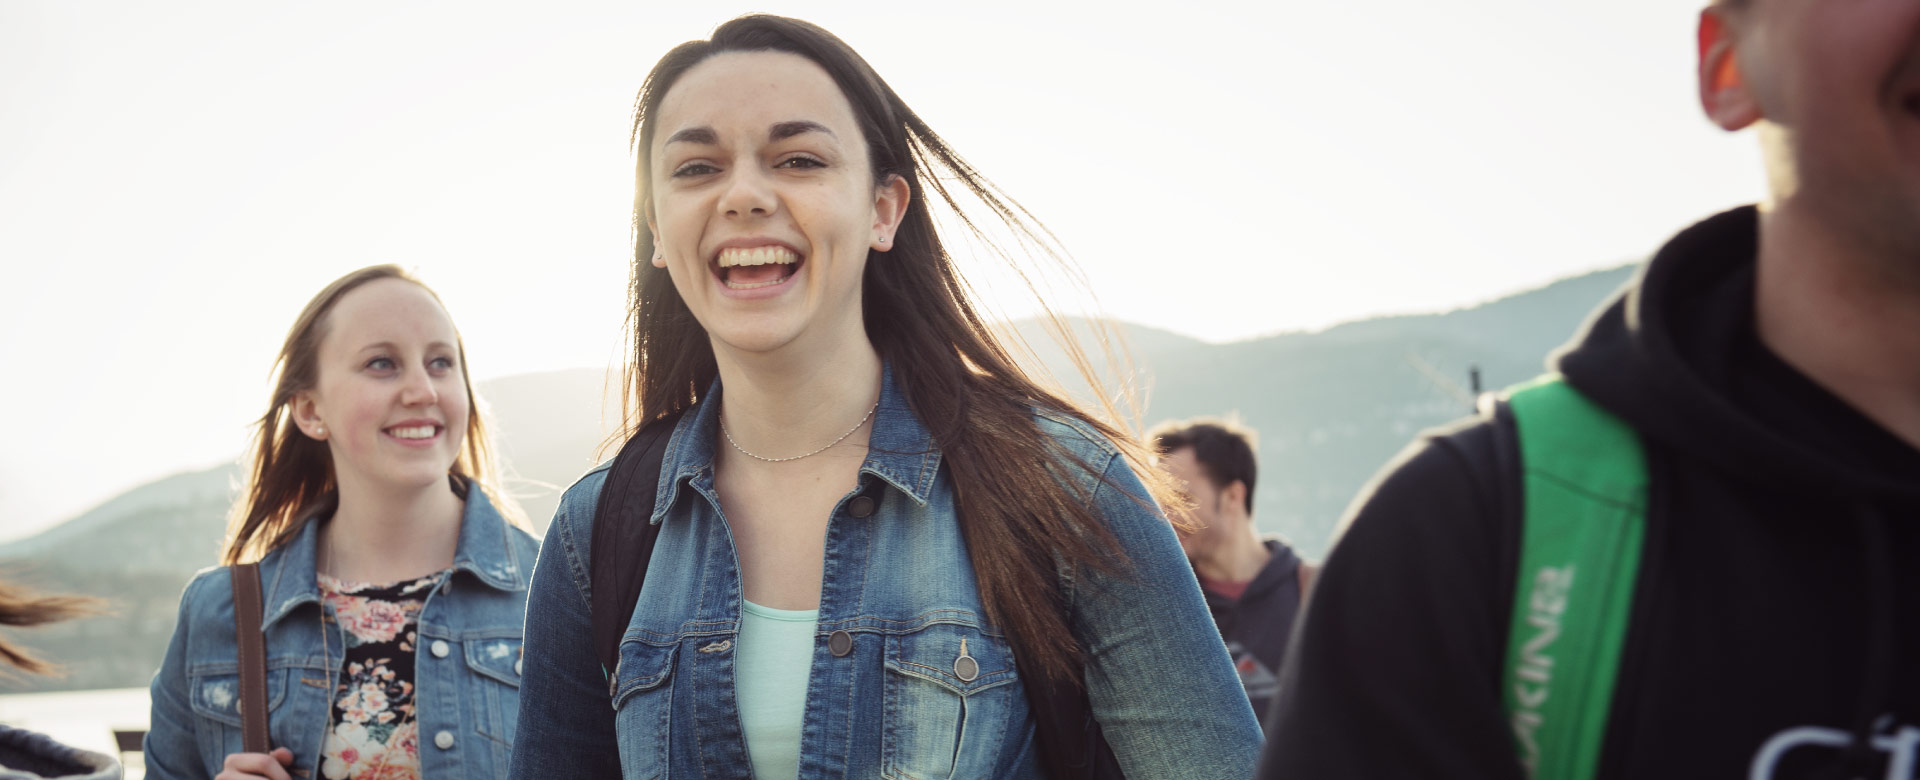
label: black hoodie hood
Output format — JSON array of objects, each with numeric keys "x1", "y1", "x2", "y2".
[
  {"x1": 1554, "y1": 205, "x2": 1920, "y2": 502},
  {"x1": 1554, "y1": 206, "x2": 1920, "y2": 777}
]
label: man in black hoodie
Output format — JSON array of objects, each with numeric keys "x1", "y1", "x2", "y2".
[
  {"x1": 1150, "y1": 419, "x2": 1315, "y2": 723},
  {"x1": 1258, "y1": 1, "x2": 1920, "y2": 778}
]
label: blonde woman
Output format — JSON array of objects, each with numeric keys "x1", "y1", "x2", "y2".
[{"x1": 146, "y1": 266, "x2": 535, "y2": 780}]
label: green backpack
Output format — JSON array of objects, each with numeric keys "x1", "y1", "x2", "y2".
[{"x1": 1501, "y1": 374, "x2": 1648, "y2": 780}]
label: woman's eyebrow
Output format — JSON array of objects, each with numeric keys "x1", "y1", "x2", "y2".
[
  {"x1": 355, "y1": 340, "x2": 456, "y2": 354},
  {"x1": 770, "y1": 120, "x2": 834, "y2": 141},
  {"x1": 665, "y1": 127, "x2": 718, "y2": 147},
  {"x1": 663, "y1": 122, "x2": 831, "y2": 147}
]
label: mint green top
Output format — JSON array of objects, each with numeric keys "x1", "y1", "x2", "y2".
[{"x1": 738, "y1": 599, "x2": 819, "y2": 780}]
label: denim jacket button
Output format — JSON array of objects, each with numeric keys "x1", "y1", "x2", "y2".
[
  {"x1": 847, "y1": 495, "x2": 875, "y2": 518},
  {"x1": 434, "y1": 730, "x2": 454, "y2": 750},
  {"x1": 431, "y1": 640, "x2": 450, "y2": 658},
  {"x1": 829, "y1": 630, "x2": 854, "y2": 657}
]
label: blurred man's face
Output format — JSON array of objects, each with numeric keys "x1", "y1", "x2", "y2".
[
  {"x1": 1161, "y1": 447, "x2": 1233, "y2": 558},
  {"x1": 1721, "y1": 0, "x2": 1920, "y2": 254}
]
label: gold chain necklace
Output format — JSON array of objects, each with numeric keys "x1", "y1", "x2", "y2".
[{"x1": 720, "y1": 401, "x2": 878, "y2": 463}]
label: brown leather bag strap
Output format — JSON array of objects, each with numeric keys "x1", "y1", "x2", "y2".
[{"x1": 230, "y1": 562, "x2": 271, "y2": 754}]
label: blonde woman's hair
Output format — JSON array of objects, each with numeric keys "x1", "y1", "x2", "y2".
[{"x1": 220, "y1": 265, "x2": 521, "y2": 565}]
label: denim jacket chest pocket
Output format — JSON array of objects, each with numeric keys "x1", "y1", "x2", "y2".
[
  {"x1": 186, "y1": 660, "x2": 329, "y2": 776},
  {"x1": 189, "y1": 665, "x2": 288, "y2": 729},
  {"x1": 461, "y1": 635, "x2": 524, "y2": 746},
  {"x1": 882, "y1": 621, "x2": 1025, "y2": 780},
  {"x1": 188, "y1": 664, "x2": 293, "y2": 740},
  {"x1": 610, "y1": 637, "x2": 679, "y2": 780}
]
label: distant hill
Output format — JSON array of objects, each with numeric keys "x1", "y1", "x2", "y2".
[
  {"x1": 0, "y1": 263, "x2": 1636, "y2": 693},
  {"x1": 477, "y1": 367, "x2": 628, "y2": 525},
  {"x1": 1124, "y1": 265, "x2": 1635, "y2": 554}
]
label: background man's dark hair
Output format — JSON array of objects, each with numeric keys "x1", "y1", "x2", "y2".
[{"x1": 1151, "y1": 419, "x2": 1259, "y2": 515}]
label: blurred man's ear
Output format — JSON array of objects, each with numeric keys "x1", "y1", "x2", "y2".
[
  {"x1": 1223, "y1": 480, "x2": 1249, "y2": 518},
  {"x1": 1699, "y1": 7, "x2": 1761, "y2": 131}
]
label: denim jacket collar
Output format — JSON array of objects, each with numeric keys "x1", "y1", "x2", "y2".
[
  {"x1": 258, "y1": 479, "x2": 524, "y2": 630},
  {"x1": 650, "y1": 361, "x2": 942, "y2": 525}
]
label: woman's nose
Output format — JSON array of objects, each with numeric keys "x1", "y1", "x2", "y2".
[
  {"x1": 400, "y1": 369, "x2": 439, "y2": 406},
  {"x1": 719, "y1": 165, "x2": 776, "y2": 217}
]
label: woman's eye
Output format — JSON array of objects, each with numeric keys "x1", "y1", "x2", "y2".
[
  {"x1": 777, "y1": 156, "x2": 825, "y2": 170},
  {"x1": 672, "y1": 162, "x2": 719, "y2": 178},
  {"x1": 366, "y1": 357, "x2": 396, "y2": 371},
  {"x1": 430, "y1": 356, "x2": 457, "y2": 371}
]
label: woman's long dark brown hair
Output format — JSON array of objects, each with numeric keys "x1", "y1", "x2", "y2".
[
  {"x1": 221, "y1": 265, "x2": 521, "y2": 565},
  {"x1": 623, "y1": 15, "x2": 1184, "y2": 686}
]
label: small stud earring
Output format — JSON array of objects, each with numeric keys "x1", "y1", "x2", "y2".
[{"x1": 315, "y1": 425, "x2": 326, "y2": 438}]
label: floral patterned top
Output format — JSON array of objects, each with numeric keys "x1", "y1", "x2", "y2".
[{"x1": 316, "y1": 570, "x2": 449, "y2": 780}]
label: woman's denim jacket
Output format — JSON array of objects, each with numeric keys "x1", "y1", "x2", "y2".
[
  {"x1": 510, "y1": 367, "x2": 1262, "y2": 778},
  {"x1": 145, "y1": 482, "x2": 539, "y2": 780}
]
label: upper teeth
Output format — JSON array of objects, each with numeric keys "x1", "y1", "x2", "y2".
[
  {"x1": 390, "y1": 425, "x2": 436, "y2": 439},
  {"x1": 717, "y1": 247, "x2": 799, "y2": 267}
]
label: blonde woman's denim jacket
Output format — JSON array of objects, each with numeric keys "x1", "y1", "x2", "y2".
[
  {"x1": 509, "y1": 366, "x2": 1262, "y2": 778},
  {"x1": 144, "y1": 483, "x2": 538, "y2": 780}
]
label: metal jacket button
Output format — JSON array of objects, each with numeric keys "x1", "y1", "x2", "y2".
[
  {"x1": 829, "y1": 630, "x2": 854, "y2": 657},
  {"x1": 847, "y1": 495, "x2": 875, "y2": 518},
  {"x1": 431, "y1": 640, "x2": 450, "y2": 658},
  {"x1": 434, "y1": 730, "x2": 454, "y2": 750},
  {"x1": 954, "y1": 638, "x2": 979, "y2": 682}
]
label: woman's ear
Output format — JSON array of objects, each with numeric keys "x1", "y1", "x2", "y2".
[
  {"x1": 870, "y1": 174, "x2": 911, "y2": 253},
  {"x1": 290, "y1": 392, "x2": 328, "y2": 441},
  {"x1": 1698, "y1": 8, "x2": 1762, "y2": 131},
  {"x1": 647, "y1": 219, "x2": 666, "y2": 268}
]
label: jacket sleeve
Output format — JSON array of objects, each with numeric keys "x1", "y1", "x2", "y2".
[
  {"x1": 508, "y1": 480, "x2": 621, "y2": 778},
  {"x1": 144, "y1": 572, "x2": 210, "y2": 780},
  {"x1": 1257, "y1": 423, "x2": 1528, "y2": 779},
  {"x1": 1072, "y1": 453, "x2": 1263, "y2": 778}
]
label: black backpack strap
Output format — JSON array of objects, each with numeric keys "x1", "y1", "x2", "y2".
[
  {"x1": 588, "y1": 411, "x2": 685, "y2": 676},
  {"x1": 1013, "y1": 597, "x2": 1123, "y2": 779}
]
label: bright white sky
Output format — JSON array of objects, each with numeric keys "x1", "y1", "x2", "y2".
[{"x1": 0, "y1": 1, "x2": 1765, "y2": 541}]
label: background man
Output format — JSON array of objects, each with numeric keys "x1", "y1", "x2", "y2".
[
  {"x1": 1259, "y1": 1, "x2": 1920, "y2": 777},
  {"x1": 1151, "y1": 419, "x2": 1314, "y2": 722}
]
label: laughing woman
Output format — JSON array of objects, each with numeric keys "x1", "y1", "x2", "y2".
[
  {"x1": 146, "y1": 266, "x2": 537, "y2": 780},
  {"x1": 510, "y1": 15, "x2": 1261, "y2": 779}
]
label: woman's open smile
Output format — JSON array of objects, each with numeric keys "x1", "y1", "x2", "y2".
[{"x1": 711, "y1": 241, "x2": 806, "y2": 296}]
